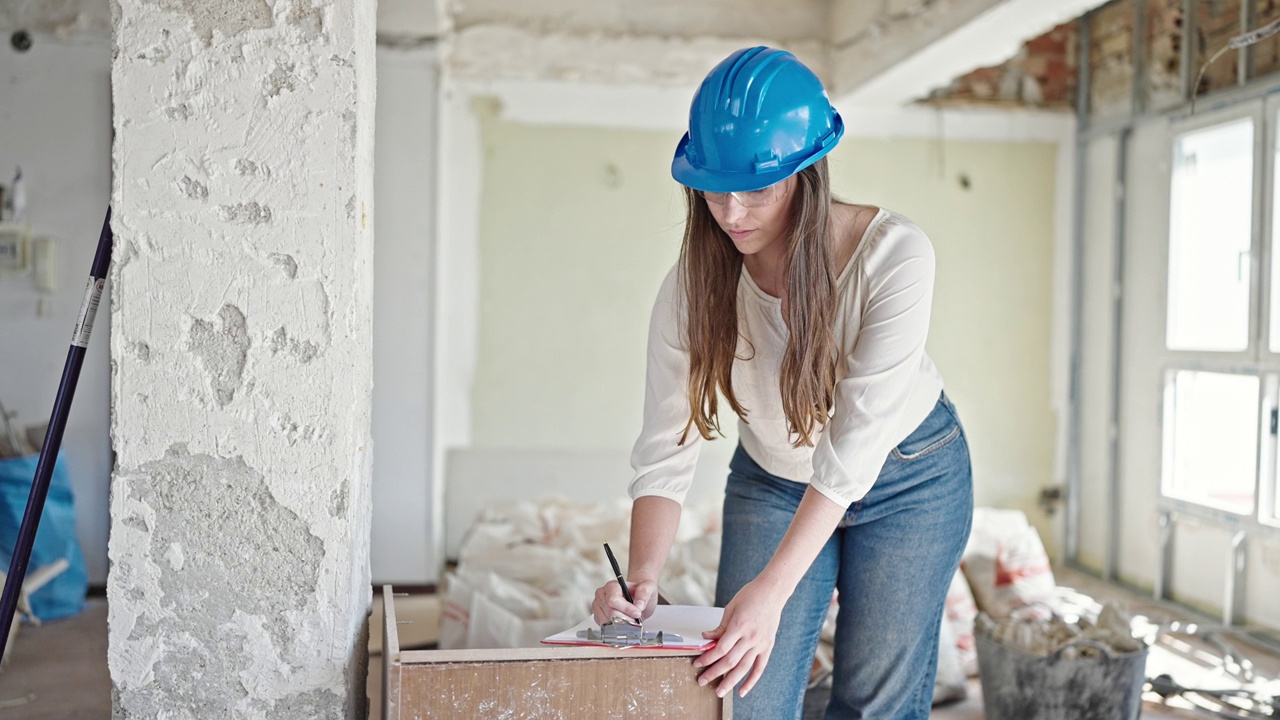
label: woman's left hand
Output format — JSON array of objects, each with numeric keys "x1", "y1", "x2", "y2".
[{"x1": 693, "y1": 577, "x2": 787, "y2": 698}]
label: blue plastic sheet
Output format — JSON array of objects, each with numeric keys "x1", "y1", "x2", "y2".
[{"x1": 0, "y1": 453, "x2": 87, "y2": 621}]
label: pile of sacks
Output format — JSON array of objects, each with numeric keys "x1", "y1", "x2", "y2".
[
  {"x1": 443, "y1": 500, "x2": 1067, "y2": 706},
  {"x1": 440, "y1": 497, "x2": 721, "y2": 649}
]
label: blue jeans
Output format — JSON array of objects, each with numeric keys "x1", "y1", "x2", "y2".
[{"x1": 715, "y1": 392, "x2": 973, "y2": 720}]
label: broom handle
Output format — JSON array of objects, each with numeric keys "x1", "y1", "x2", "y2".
[{"x1": 0, "y1": 208, "x2": 112, "y2": 657}]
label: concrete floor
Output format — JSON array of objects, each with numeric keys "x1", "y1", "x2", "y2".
[
  {"x1": 1, "y1": 567, "x2": 1276, "y2": 719},
  {"x1": 0, "y1": 598, "x2": 108, "y2": 720},
  {"x1": 367, "y1": 567, "x2": 1280, "y2": 719}
]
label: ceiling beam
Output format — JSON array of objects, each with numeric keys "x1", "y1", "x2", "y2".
[{"x1": 444, "y1": 23, "x2": 826, "y2": 88}]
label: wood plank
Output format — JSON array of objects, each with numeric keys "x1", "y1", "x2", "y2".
[
  {"x1": 385, "y1": 585, "x2": 729, "y2": 718},
  {"x1": 399, "y1": 645, "x2": 701, "y2": 664},
  {"x1": 399, "y1": 654, "x2": 729, "y2": 719},
  {"x1": 381, "y1": 586, "x2": 401, "y2": 720}
]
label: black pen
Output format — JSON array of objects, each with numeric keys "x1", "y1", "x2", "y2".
[{"x1": 602, "y1": 542, "x2": 639, "y2": 621}]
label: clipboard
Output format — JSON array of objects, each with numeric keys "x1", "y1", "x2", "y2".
[{"x1": 541, "y1": 604, "x2": 723, "y2": 650}]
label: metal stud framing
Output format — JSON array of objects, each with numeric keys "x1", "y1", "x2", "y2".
[{"x1": 1068, "y1": 0, "x2": 1280, "y2": 648}]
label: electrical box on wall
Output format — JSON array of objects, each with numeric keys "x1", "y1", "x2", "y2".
[{"x1": 0, "y1": 223, "x2": 30, "y2": 271}]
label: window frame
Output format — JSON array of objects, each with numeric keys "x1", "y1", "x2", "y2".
[
  {"x1": 1164, "y1": 104, "x2": 1264, "y2": 360},
  {"x1": 1156, "y1": 98, "x2": 1280, "y2": 538}
]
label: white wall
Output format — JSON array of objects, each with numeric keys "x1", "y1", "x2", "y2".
[
  {"x1": 1117, "y1": 117, "x2": 1170, "y2": 588},
  {"x1": 0, "y1": 33, "x2": 112, "y2": 584},
  {"x1": 1076, "y1": 134, "x2": 1119, "y2": 572},
  {"x1": 371, "y1": 43, "x2": 438, "y2": 584}
]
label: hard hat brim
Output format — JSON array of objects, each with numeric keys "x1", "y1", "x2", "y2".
[{"x1": 670, "y1": 115, "x2": 845, "y2": 194}]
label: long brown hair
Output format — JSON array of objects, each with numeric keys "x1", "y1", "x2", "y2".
[{"x1": 678, "y1": 159, "x2": 838, "y2": 448}]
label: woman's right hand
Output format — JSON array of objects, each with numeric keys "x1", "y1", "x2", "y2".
[{"x1": 591, "y1": 577, "x2": 658, "y2": 626}]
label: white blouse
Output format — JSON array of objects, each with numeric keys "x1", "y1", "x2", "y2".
[{"x1": 628, "y1": 208, "x2": 945, "y2": 508}]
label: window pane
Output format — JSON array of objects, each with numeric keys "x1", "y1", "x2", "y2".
[
  {"x1": 1164, "y1": 371, "x2": 1258, "y2": 514},
  {"x1": 1270, "y1": 109, "x2": 1280, "y2": 352},
  {"x1": 1167, "y1": 119, "x2": 1254, "y2": 351}
]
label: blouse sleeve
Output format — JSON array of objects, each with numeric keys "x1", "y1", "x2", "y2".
[
  {"x1": 627, "y1": 265, "x2": 703, "y2": 505},
  {"x1": 809, "y1": 222, "x2": 937, "y2": 507}
]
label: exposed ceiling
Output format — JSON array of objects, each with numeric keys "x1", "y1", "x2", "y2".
[
  {"x1": 0, "y1": 0, "x2": 1117, "y2": 109},
  {"x1": 832, "y1": 0, "x2": 1110, "y2": 107},
  {"x1": 429, "y1": 0, "x2": 1115, "y2": 107}
]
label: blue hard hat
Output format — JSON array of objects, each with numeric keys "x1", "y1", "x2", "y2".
[{"x1": 672, "y1": 46, "x2": 844, "y2": 193}]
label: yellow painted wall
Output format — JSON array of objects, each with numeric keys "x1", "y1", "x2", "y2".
[
  {"x1": 828, "y1": 139, "x2": 1060, "y2": 552},
  {"x1": 471, "y1": 111, "x2": 1060, "y2": 555},
  {"x1": 470, "y1": 111, "x2": 686, "y2": 450}
]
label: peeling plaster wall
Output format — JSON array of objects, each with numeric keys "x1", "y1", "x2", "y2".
[{"x1": 108, "y1": 0, "x2": 375, "y2": 716}]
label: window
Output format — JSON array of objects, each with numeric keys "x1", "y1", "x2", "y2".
[
  {"x1": 1161, "y1": 112, "x2": 1269, "y2": 524},
  {"x1": 1167, "y1": 120, "x2": 1254, "y2": 352},
  {"x1": 1162, "y1": 370, "x2": 1258, "y2": 514}
]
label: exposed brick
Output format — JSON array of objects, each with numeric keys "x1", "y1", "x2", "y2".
[
  {"x1": 1147, "y1": 0, "x2": 1183, "y2": 110},
  {"x1": 1195, "y1": 0, "x2": 1242, "y2": 94},
  {"x1": 1090, "y1": 0, "x2": 1134, "y2": 116},
  {"x1": 923, "y1": 0, "x2": 1280, "y2": 114},
  {"x1": 1253, "y1": 0, "x2": 1280, "y2": 78},
  {"x1": 923, "y1": 20, "x2": 1079, "y2": 110}
]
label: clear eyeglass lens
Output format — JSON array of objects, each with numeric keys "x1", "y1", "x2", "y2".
[{"x1": 699, "y1": 186, "x2": 779, "y2": 207}]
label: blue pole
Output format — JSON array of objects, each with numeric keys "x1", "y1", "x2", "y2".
[{"x1": 0, "y1": 207, "x2": 112, "y2": 657}]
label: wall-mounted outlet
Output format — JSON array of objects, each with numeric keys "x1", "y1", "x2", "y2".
[{"x1": 0, "y1": 223, "x2": 30, "y2": 271}]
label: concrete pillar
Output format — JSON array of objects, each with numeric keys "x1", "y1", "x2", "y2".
[{"x1": 107, "y1": 1, "x2": 375, "y2": 717}]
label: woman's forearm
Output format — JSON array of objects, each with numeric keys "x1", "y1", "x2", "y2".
[
  {"x1": 627, "y1": 495, "x2": 683, "y2": 584},
  {"x1": 756, "y1": 486, "x2": 845, "y2": 596}
]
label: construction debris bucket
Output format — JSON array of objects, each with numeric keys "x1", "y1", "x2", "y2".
[{"x1": 976, "y1": 626, "x2": 1148, "y2": 720}]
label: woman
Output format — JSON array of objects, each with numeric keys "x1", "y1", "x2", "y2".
[{"x1": 591, "y1": 46, "x2": 973, "y2": 720}]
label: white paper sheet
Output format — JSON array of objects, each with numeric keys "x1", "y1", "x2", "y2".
[{"x1": 541, "y1": 605, "x2": 724, "y2": 650}]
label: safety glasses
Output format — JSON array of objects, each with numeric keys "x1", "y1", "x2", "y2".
[{"x1": 698, "y1": 182, "x2": 786, "y2": 208}]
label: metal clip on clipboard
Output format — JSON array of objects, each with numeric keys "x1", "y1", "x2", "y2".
[{"x1": 577, "y1": 620, "x2": 684, "y2": 648}]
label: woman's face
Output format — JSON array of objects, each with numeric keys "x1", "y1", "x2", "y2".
[{"x1": 703, "y1": 176, "x2": 795, "y2": 257}]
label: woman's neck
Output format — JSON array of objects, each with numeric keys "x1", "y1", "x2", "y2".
[
  {"x1": 740, "y1": 202, "x2": 875, "y2": 302},
  {"x1": 742, "y1": 243, "x2": 789, "y2": 300}
]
